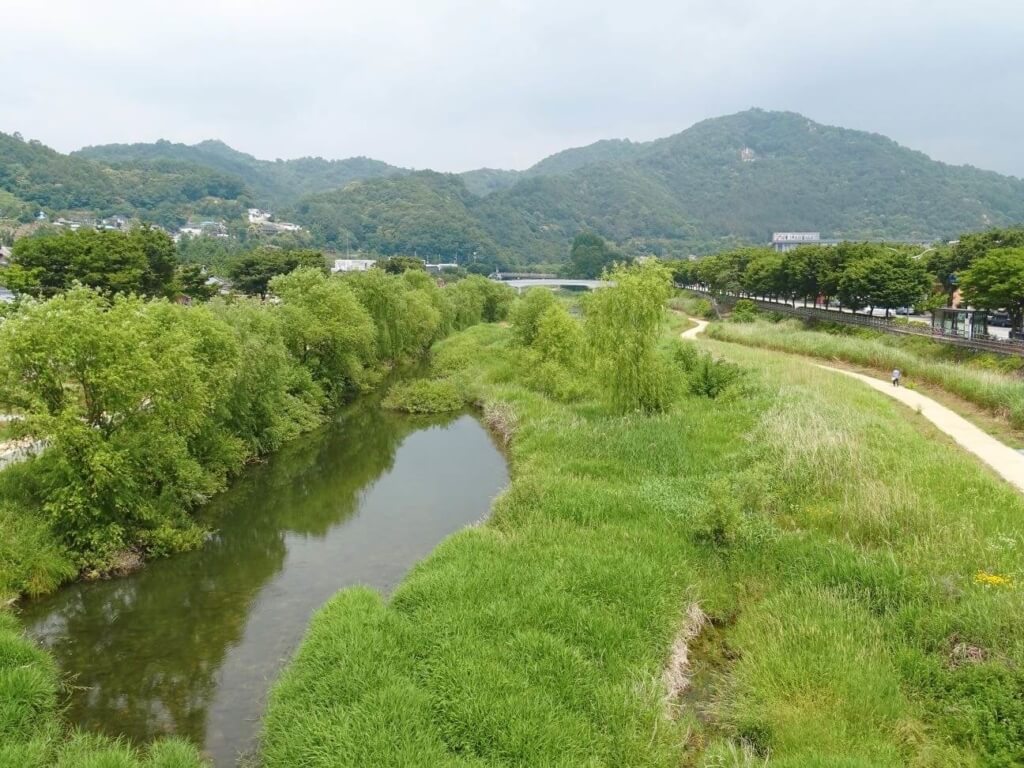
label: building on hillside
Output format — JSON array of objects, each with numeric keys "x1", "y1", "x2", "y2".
[
  {"x1": 332, "y1": 258, "x2": 376, "y2": 273},
  {"x1": 99, "y1": 216, "x2": 129, "y2": 230},
  {"x1": 258, "y1": 221, "x2": 303, "y2": 236},
  {"x1": 771, "y1": 232, "x2": 821, "y2": 252},
  {"x1": 248, "y1": 208, "x2": 272, "y2": 224},
  {"x1": 740, "y1": 147, "x2": 756, "y2": 162}
]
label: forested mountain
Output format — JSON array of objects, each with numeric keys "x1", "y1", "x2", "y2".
[
  {"x1": 4, "y1": 109, "x2": 1024, "y2": 266},
  {"x1": 0, "y1": 131, "x2": 249, "y2": 227},
  {"x1": 290, "y1": 110, "x2": 1024, "y2": 265},
  {"x1": 75, "y1": 139, "x2": 408, "y2": 208}
]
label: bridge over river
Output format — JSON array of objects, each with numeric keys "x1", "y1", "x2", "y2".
[{"x1": 494, "y1": 278, "x2": 611, "y2": 293}]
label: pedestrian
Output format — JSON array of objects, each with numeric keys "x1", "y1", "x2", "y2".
[{"x1": 891, "y1": 368, "x2": 901, "y2": 387}]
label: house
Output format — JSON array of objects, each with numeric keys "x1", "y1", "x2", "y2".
[
  {"x1": 259, "y1": 221, "x2": 303, "y2": 235},
  {"x1": 205, "y1": 276, "x2": 232, "y2": 295},
  {"x1": 248, "y1": 208, "x2": 272, "y2": 224},
  {"x1": 332, "y1": 258, "x2": 376, "y2": 273},
  {"x1": 99, "y1": 216, "x2": 129, "y2": 230}
]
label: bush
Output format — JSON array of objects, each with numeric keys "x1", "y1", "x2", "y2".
[
  {"x1": 532, "y1": 304, "x2": 583, "y2": 367},
  {"x1": 730, "y1": 298, "x2": 758, "y2": 323},
  {"x1": 382, "y1": 378, "x2": 465, "y2": 414},
  {"x1": 672, "y1": 341, "x2": 742, "y2": 398},
  {"x1": 510, "y1": 289, "x2": 558, "y2": 347}
]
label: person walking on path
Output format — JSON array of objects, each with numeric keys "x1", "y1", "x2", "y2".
[{"x1": 891, "y1": 368, "x2": 902, "y2": 387}]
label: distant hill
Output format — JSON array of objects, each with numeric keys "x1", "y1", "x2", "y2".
[
  {"x1": 290, "y1": 110, "x2": 1024, "y2": 264},
  {"x1": 0, "y1": 132, "x2": 250, "y2": 228},
  {"x1": 5, "y1": 109, "x2": 1024, "y2": 265},
  {"x1": 75, "y1": 139, "x2": 408, "y2": 208}
]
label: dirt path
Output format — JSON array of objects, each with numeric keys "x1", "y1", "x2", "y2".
[
  {"x1": 681, "y1": 318, "x2": 1024, "y2": 494},
  {"x1": 680, "y1": 318, "x2": 708, "y2": 340}
]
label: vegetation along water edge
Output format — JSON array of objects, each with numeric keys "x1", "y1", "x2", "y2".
[
  {"x1": 0, "y1": 269, "x2": 513, "y2": 766},
  {"x1": 261, "y1": 266, "x2": 1024, "y2": 766}
]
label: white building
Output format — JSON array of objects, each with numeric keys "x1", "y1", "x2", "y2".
[
  {"x1": 424, "y1": 262, "x2": 458, "y2": 273},
  {"x1": 248, "y1": 208, "x2": 272, "y2": 224},
  {"x1": 332, "y1": 258, "x2": 377, "y2": 273},
  {"x1": 771, "y1": 232, "x2": 821, "y2": 252}
]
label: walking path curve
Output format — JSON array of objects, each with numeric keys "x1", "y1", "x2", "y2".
[{"x1": 680, "y1": 317, "x2": 1024, "y2": 494}]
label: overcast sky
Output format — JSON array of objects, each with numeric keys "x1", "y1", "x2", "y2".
[{"x1": 3, "y1": 0, "x2": 1022, "y2": 176}]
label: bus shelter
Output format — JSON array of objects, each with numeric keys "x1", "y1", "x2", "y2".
[{"x1": 931, "y1": 308, "x2": 988, "y2": 340}]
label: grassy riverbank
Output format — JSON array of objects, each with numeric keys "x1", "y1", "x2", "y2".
[
  {"x1": 0, "y1": 272, "x2": 514, "y2": 767},
  {"x1": 262, "y1": 310, "x2": 1024, "y2": 766},
  {"x1": 708, "y1": 318, "x2": 1024, "y2": 429}
]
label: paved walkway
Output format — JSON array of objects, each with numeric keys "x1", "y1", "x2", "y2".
[{"x1": 681, "y1": 317, "x2": 1024, "y2": 494}]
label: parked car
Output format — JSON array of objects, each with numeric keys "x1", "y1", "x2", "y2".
[
  {"x1": 988, "y1": 312, "x2": 1013, "y2": 327},
  {"x1": 894, "y1": 306, "x2": 912, "y2": 315}
]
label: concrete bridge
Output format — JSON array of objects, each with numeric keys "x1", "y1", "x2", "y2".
[{"x1": 495, "y1": 278, "x2": 611, "y2": 293}]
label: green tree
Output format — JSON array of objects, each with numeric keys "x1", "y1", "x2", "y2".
[
  {"x1": 5, "y1": 229, "x2": 177, "y2": 297},
  {"x1": 567, "y1": 232, "x2": 628, "y2": 279},
  {"x1": 176, "y1": 264, "x2": 218, "y2": 301},
  {"x1": 959, "y1": 248, "x2": 1024, "y2": 329},
  {"x1": 511, "y1": 288, "x2": 558, "y2": 346},
  {"x1": 375, "y1": 256, "x2": 426, "y2": 274},
  {"x1": 269, "y1": 268, "x2": 375, "y2": 402},
  {"x1": 929, "y1": 229, "x2": 1024, "y2": 304},
  {"x1": 742, "y1": 250, "x2": 789, "y2": 302},
  {"x1": 229, "y1": 248, "x2": 325, "y2": 298},
  {"x1": 0, "y1": 289, "x2": 242, "y2": 560},
  {"x1": 132, "y1": 225, "x2": 178, "y2": 297},
  {"x1": 585, "y1": 262, "x2": 673, "y2": 413}
]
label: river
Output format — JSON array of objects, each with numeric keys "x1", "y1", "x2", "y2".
[{"x1": 18, "y1": 398, "x2": 508, "y2": 766}]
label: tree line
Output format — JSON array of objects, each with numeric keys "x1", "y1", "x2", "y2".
[
  {"x1": 671, "y1": 228, "x2": 1024, "y2": 326},
  {"x1": 0, "y1": 266, "x2": 512, "y2": 570}
]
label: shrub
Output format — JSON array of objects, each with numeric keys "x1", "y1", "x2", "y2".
[
  {"x1": 510, "y1": 289, "x2": 558, "y2": 346},
  {"x1": 730, "y1": 299, "x2": 758, "y2": 323},
  {"x1": 382, "y1": 378, "x2": 465, "y2": 414},
  {"x1": 672, "y1": 341, "x2": 742, "y2": 398},
  {"x1": 532, "y1": 304, "x2": 583, "y2": 367}
]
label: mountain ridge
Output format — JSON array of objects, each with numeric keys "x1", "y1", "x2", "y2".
[{"x1": 3, "y1": 109, "x2": 1022, "y2": 266}]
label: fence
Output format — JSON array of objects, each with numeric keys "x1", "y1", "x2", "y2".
[{"x1": 681, "y1": 288, "x2": 1024, "y2": 358}]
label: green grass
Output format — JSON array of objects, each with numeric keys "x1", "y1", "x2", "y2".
[
  {"x1": 708, "y1": 318, "x2": 1024, "y2": 429},
  {"x1": 0, "y1": 611, "x2": 207, "y2": 767},
  {"x1": 382, "y1": 378, "x2": 466, "y2": 414},
  {"x1": 262, "y1": 318, "x2": 1024, "y2": 766}
]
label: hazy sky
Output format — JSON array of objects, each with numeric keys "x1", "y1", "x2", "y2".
[{"x1": 3, "y1": 0, "x2": 1022, "y2": 176}]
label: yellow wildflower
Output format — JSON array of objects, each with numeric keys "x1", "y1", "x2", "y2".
[{"x1": 974, "y1": 571, "x2": 1012, "y2": 588}]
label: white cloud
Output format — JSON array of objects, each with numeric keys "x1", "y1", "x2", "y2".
[{"x1": 1, "y1": 0, "x2": 1022, "y2": 175}]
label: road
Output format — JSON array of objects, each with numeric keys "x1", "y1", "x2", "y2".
[{"x1": 681, "y1": 317, "x2": 1024, "y2": 494}]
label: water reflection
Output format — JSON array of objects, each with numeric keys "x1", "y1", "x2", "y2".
[{"x1": 19, "y1": 400, "x2": 508, "y2": 766}]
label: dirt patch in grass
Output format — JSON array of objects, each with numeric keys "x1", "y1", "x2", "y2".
[{"x1": 662, "y1": 602, "x2": 708, "y2": 718}]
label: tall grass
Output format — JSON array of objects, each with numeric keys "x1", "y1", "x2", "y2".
[
  {"x1": 263, "y1": 318, "x2": 1024, "y2": 766},
  {"x1": 709, "y1": 318, "x2": 1024, "y2": 428}
]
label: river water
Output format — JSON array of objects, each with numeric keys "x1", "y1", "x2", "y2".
[{"x1": 19, "y1": 400, "x2": 508, "y2": 766}]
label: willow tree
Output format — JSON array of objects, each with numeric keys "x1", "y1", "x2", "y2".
[{"x1": 585, "y1": 261, "x2": 673, "y2": 413}]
